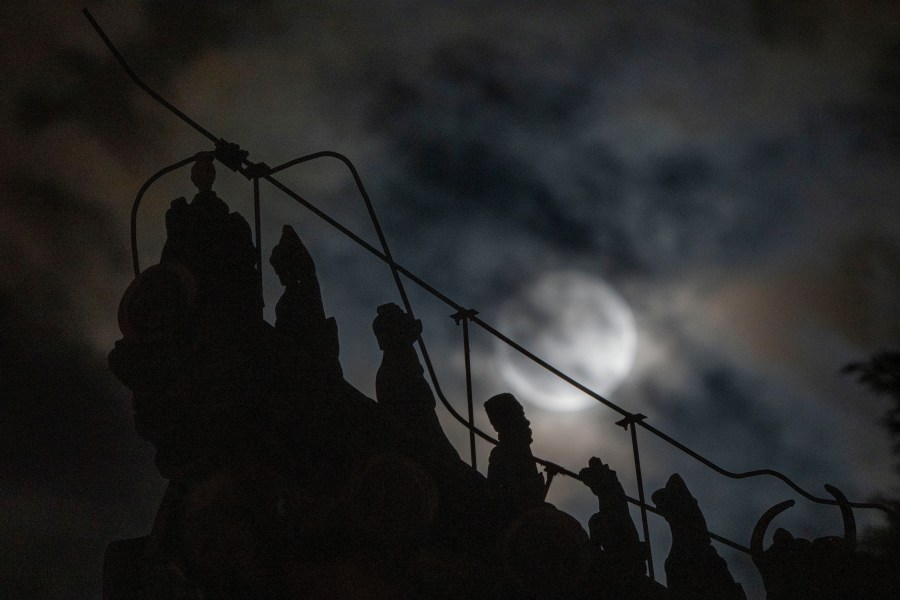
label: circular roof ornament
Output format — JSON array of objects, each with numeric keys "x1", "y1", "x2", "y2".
[{"x1": 118, "y1": 262, "x2": 197, "y2": 341}]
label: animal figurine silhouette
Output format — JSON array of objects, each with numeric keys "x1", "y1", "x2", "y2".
[
  {"x1": 751, "y1": 484, "x2": 895, "y2": 600},
  {"x1": 580, "y1": 457, "x2": 646, "y2": 579},
  {"x1": 651, "y1": 474, "x2": 745, "y2": 600},
  {"x1": 579, "y1": 457, "x2": 670, "y2": 600}
]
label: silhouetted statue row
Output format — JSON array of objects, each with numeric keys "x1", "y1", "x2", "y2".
[{"x1": 104, "y1": 157, "x2": 897, "y2": 599}]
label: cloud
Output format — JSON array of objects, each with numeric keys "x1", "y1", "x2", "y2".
[
  {"x1": 368, "y1": 25, "x2": 795, "y2": 286},
  {"x1": 0, "y1": 290, "x2": 165, "y2": 598}
]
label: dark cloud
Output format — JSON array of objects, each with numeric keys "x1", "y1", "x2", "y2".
[
  {"x1": 10, "y1": 1, "x2": 284, "y2": 153},
  {"x1": 753, "y1": 0, "x2": 824, "y2": 47},
  {"x1": 0, "y1": 291, "x2": 164, "y2": 598},
  {"x1": 139, "y1": 0, "x2": 285, "y2": 66},
  {"x1": 427, "y1": 37, "x2": 590, "y2": 122},
  {"x1": 394, "y1": 138, "x2": 597, "y2": 248},
  {"x1": 847, "y1": 35, "x2": 900, "y2": 153},
  {"x1": 643, "y1": 365, "x2": 787, "y2": 470},
  {"x1": 370, "y1": 27, "x2": 821, "y2": 288},
  {"x1": 15, "y1": 47, "x2": 150, "y2": 146}
]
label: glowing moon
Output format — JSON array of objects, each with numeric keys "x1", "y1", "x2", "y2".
[{"x1": 496, "y1": 271, "x2": 637, "y2": 412}]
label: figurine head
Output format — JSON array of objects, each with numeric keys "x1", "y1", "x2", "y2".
[
  {"x1": 372, "y1": 303, "x2": 421, "y2": 350},
  {"x1": 191, "y1": 154, "x2": 216, "y2": 192},
  {"x1": 269, "y1": 225, "x2": 316, "y2": 286},
  {"x1": 651, "y1": 473, "x2": 709, "y2": 545},
  {"x1": 484, "y1": 393, "x2": 533, "y2": 444},
  {"x1": 579, "y1": 456, "x2": 625, "y2": 503}
]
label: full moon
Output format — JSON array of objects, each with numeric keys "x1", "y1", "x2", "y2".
[{"x1": 496, "y1": 271, "x2": 638, "y2": 412}]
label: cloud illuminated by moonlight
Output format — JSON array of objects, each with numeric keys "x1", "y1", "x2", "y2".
[{"x1": 496, "y1": 270, "x2": 637, "y2": 412}]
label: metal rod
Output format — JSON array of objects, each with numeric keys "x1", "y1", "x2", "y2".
[
  {"x1": 620, "y1": 415, "x2": 654, "y2": 580},
  {"x1": 83, "y1": 9, "x2": 217, "y2": 145},
  {"x1": 253, "y1": 176, "x2": 263, "y2": 308},
  {"x1": 131, "y1": 155, "x2": 201, "y2": 276},
  {"x1": 460, "y1": 312, "x2": 478, "y2": 469}
]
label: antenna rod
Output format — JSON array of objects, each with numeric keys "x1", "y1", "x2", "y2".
[{"x1": 82, "y1": 8, "x2": 218, "y2": 145}]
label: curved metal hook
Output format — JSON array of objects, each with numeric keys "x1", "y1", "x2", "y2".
[
  {"x1": 824, "y1": 484, "x2": 856, "y2": 552},
  {"x1": 131, "y1": 155, "x2": 206, "y2": 277},
  {"x1": 750, "y1": 499, "x2": 795, "y2": 560}
]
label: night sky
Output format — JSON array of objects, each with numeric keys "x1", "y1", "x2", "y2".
[{"x1": 2, "y1": 2, "x2": 899, "y2": 598}]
